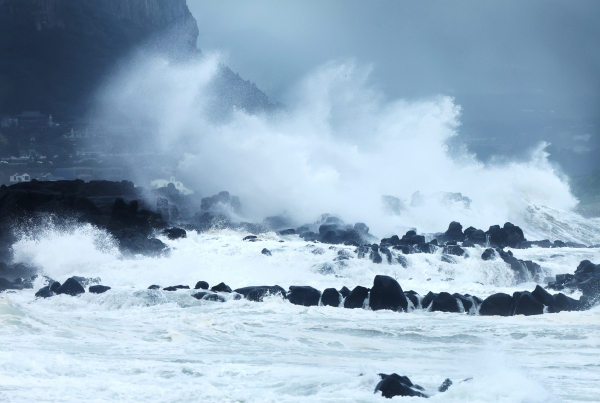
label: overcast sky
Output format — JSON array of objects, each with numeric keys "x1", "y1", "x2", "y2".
[{"x1": 188, "y1": 0, "x2": 600, "y2": 174}]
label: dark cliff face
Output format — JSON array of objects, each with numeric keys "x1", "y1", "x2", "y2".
[{"x1": 0, "y1": 0, "x2": 271, "y2": 119}]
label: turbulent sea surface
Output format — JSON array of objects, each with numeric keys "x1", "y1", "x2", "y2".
[{"x1": 1, "y1": 223, "x2": 599, "y2": 402}]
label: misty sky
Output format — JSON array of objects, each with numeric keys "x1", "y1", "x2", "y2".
[{"x1": 188, "y1": 0, "x2": 600, "y2": 175}]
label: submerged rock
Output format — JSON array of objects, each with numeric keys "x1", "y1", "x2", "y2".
[
  {"x1": 211, "y1": 282, "x2": 232, "y2": 293},
  {"x1": 35, "y1": 286, "x2": 54, "y2": 298},
  {"x1": 234, "y1": 285, "x2": 286, "y2": 302},
  {"x1": 89, "y1": 285, "x2": 111, "y2": 294},
  {"x1": 374, "y1": 373, "x2": 427, "y2": 399}
]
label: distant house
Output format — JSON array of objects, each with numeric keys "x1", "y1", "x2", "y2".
[
  {"x1": 151, "y1": 176, "x2": 194, "y2": 195},
  {"x1": 10, "y1": 173, "x2": 31, "y2": 183}
]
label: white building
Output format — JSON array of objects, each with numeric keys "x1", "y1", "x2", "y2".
[
  {"x1": 150, "y1": 176, "x2": 194, "y2": 195},
  {"x1": 10, "y1": 173, "x2": 31, "y2": 183}
]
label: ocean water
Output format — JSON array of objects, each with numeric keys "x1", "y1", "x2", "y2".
[{"x1": 1, "y1": 225, "x2": 599, "y2": 402}]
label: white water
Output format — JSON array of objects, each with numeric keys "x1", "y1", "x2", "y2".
[
  {"x1": 4, "y1": 47, "x2": 598, "y2": 403},
  {"x1": 1, "y1": 227, "x2": 599, "y2": 402}
]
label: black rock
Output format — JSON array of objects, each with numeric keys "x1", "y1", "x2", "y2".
[
  {"x1": 35, "y1": 286, "x2": 54, "y2": 298},
  {"x1": 421, "y1": 291, "x2": 438, "y2": 309},
  {"x1": 445, "y1": 221, "x2": 464, "y2": 242},
  {"x1": 55, "y1": 278, "x2": 85, "y2": 296},
  {"x1": 464, "y1": 227, "x2": 486, "y2": 246},
  {"x1": 194, "y1": 281, "x2": 209, "y2": 290},
  {"x1": 211, "y1": 282, "x2": 232, "y2": 293},
  {"x1": 243, "y1": 235, "x2": 258, "y2": 241},
  {"x1": 287, "y1": 286, "x2": 321, "y2": 306},
  {"x1": 404, "y1": 291, "x2": 420, "y2": 309},
  {"x1": 370, "y1": 245, "x2": 383, "y2": 264},
  {"x1": 549, "y1": 293, "x2": 581, "y2": 313},
  {"x1": 148, "y1": 285, "x2": 161, "y2": 290},
  {"x1": 261, "y1": 248, "x2": 272, "y2": 256},
  {"x1": 343, "y1": 286, "x2": 369, "y2": 309},
  {"x1": 49, "y1": 281, "x2": 61, "y2": 293},
  {"x1": 531, "y1": 285, "x2": 556, "y2": 307},
  {"x1": 279, "y1": 229, "x2": 296, "y2": 236},
  {"x1": 192, "y1": 292, "x2": 226, "y2": 302},
  {"x1": 481, "y1": 248, "x2": 495, "y2": 261},
  {"x1": 444, "y1": 245, "x2": 466, "y2": 257},
  {"x1": 339, "y1": 286, "x2": 351, "y2": 298},
  {"x1": 438, "y1": 378, "x2": 453, "y2": 393},
  {"x1": 321, "y1": 288, "x2": 341, "y2": 307},
  {"x1": 89, "y1": 285, "x2": 111, "y2": 294},
  {"x1": 430, "y1": 292, "x2": 460, "y2": 313},
  {"x1": 513, "y1": 291, "x2": 544, "y2": 316},
  {"x1": 234, "y1": 285, "x2": 286, "y2": 302},
  {"x1": 369, "y1": 275, "x2": 408, "y2": 312},
  {"x1": 375, "y1": 373, "x2": 427, "y2": 398},
  {"x1": 163, "y1": 285, "x2": 190, "y2": 291},
  {"x1": 479, "y1": 293, "x2": 513, "y2": 316},
  {"x1": 453, "y1": 293, "x2": 473, "y2": 312},
  {"x1": 163, "y1": 227, "x2": 187, "y2": 240}
]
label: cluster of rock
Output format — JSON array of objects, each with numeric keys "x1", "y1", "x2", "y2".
[{"x1": 31, "y1": 264, "x2": 595, "y2": 316}]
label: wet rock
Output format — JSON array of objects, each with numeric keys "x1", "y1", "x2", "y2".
[
  {"x1": 278, "y1": 229, "x2": 296, "y2": 236},
  {"x1": 486, "y1": 222, "x2": 526, "y2": 249},
  {"x1": 393, "y1": 245, "x2": 410, "y2": 255},
  {"x1": 374, "y1": 373, "x2": 427, "y2": 398},
  {"x1": 481, "y1": 248, "x2": 495, "y2": 261},
  {"x1": 163, "y1": 285, "x2": 190, "y2": 291},
  {"x1": 421, "y1": 291, "x2": 438, "y2": 309},
  {"x1": 55, "y1": 277, "x2": 85, "y2": 296},
  {"x1": 369, "y1": 275, "x2": 408, "y2": 312},
  {"x1": 464, "y1": 227, "x2": 486, "y2": 246},
  {"x1": 234, "y1": 285, "x2": 286, "y2": 302},
  {"x1": 261, "y1": 248, "x2": 272, "y2": 256},
  {"x1": 438, "y1": 378, "x2": 453, "y2": 393},
  {"x1": 531, "y1": 240, "x2": 553, "y2": 248},
  {"x1": 321, "y1": 288, "x2": 341, "y2": 307},
  {"x1": 287, "y1": 286, "x2": 321, "y2": 306},
  {"x1": 49, "y1": 281, "x2": 61, "y2": 293},
  {"x1": 35, "y1": 286, "x2": 54, "y2": 298},
  {"x1": 194, "y1": 281, "x2": 209, "y2": 290},
  {"x1": 549, "y1": 293, "x2": 581, "y2": 313},
  {"x1": 443, "y1": 245, "x2": 466, "y2": 257},
  {"x1": 370, "y1": 245, "x2": 383, "y2": 264},
  {"x1": 148, "y1": 284, "x2": 161, "y2": 290},
  {"x1": 339, "y1": 286, "x2": 351, "y2": 298},
  {"x1": 211, "y1": 282, "x2": 232, "y2": 293},
  {"x1": 430, "y1": 292, "x2": 460, "y2": 313},
  {"x1": 444, "y1": 221, "x2": 464, "y2": 242},
  {"x1": 163, "y1": 227, "x2": 186, "y2": 240},
  {"x1": 512, "y1": 291, "x2": 544, "y2": 316},
  {"x1": 192, "y1": 292, "x2": 226, "y2": 302},
  {"x1": 531, "y1": 285, "x2": 556, "y2": 307},
  {"x1": 243, "y1": 235, "x2": 257, "y2": 241},
  {"x1": 344, "y1": 286, "x2": 369, "y2": 309},
  {"x1": 379, "y1": 246, "x2": 393, "y2": 263},
  {"x1": 404, "y1": 291, "x2": 420, "y2": 309},
  {"x1": 452, "y1": 293, "x2": 473, "y2": 312},
  {"x1": 479, "y1": 293, "x2": 513, "y2": 316},
  {"x1": 89, "y1": 285, "x2": 111, "y2": 294}
]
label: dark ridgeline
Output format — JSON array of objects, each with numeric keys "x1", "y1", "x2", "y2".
[{"x1": 0, "y1": 0, "x2": 277, "y2": 120}]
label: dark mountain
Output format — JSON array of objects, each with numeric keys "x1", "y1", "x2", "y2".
[{"x1": 0, "y1": 0, "x2": 276, "y2": 119}]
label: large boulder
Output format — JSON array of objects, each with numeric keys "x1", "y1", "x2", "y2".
[
  {"x1": 343, "y1": 286, "x2": 369, "y2": 309},
  {"x1": 421, "y1": 291, "x2": 438, "y2": 310},
  {"x1": 234, "y1": 285, "x2": 286, "y2": 302},
  {"x1": 430, "y1": 292, "x2": 460, "y2": 313},
  {"x1": 321, "y1": 288, "x2": 341, "y2": 307},
  {"x1": 287, "y1": 286, "x2": 321, "y2": 307},
  {"x1": 481, "y1": 248, "x2": 495, "y2": 261},
  {"x1": 35, "y1": 286, "x2": 54, "y2": 298},
  {"x1": 194, "y1": 281, "x2": 209, "y2": 290},
  {"x1": 55, "y1": 277, "x2": 85, "y2": 296},
  {"x1": 369, "y1": 275, "x2": 408, "y2": 312},
  {"x1": 453, "y1": 293, "x2": 474, "y2": 312},
  {"x1": 404, "y1": 291, "x2": 420, "y2": 309},
  {"x1": 479, "y1": 293, "x2": 513, "y2": 316},
  {"x1": 512, "y1": 291, "x2": 544, "y2": 316},
  {"x1": 444, "y1": 221, "x2": 464, "y2": 242},
  {"x1": 210, "y1": 282, "x2": 232, "y2": 293}
]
